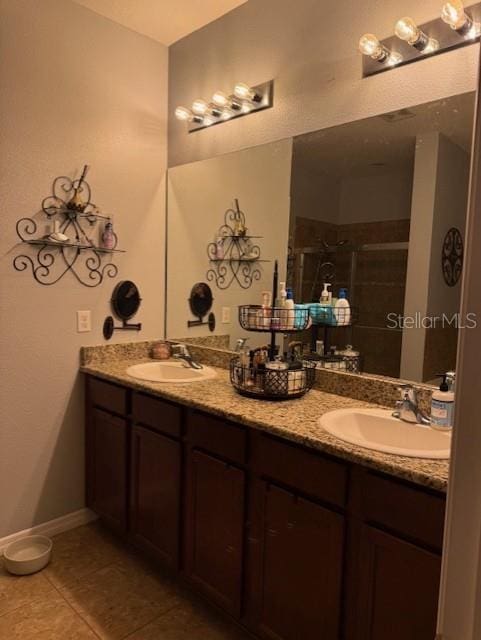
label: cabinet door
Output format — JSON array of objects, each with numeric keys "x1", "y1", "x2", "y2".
[
  {"x1": 86, "y1": 407, "x2": 128, "y2": 533},
  {"x1": 130, "y1": 425, "x2": 181, "y2": 569},
  {"x1": 246, "y1": 481, "x2": 344, "y2": 640},
  {"x1": 184, "y1": 449, "x2": 245, "y2": 617},
  {"x1": 355, "y1": 525, "x2": 441, "y2": 640}
]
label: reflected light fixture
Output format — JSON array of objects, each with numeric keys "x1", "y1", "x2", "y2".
[
  {"x1": 441, "y1": 1, "x2": 478, "y2": 37},
  {"x1": 395, "y1": 16, "x2": 439, "y2": 52},
  {"x1": 358, "y1": 33, "x2": 402, "y2": 65}
]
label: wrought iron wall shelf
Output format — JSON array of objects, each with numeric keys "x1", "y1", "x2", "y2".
[
  {"x1": 207, "y1": 199, "x2": 268, "y2": 290},
  {"x1": 13, "y1": 165, "x2": 125, "y2": 287}
]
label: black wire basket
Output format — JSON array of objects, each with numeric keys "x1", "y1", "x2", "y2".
[
  {"x1": 238, "y1": 305, "x2": 311, "y2": 332},
  {"x1": 230, "y1": 357, "x2": 317, "y2": 400}
]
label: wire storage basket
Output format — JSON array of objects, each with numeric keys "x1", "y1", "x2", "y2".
[
  {"x1": 230, "y1": 357, "x2": 317, "y2": 400},
  {"x1": 238, "y1": 305, "x2": 310, "y2": 332}
]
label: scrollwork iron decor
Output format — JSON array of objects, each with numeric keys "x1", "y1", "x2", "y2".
[
  {"x1": 442, "y1": 227, "x2": 463, "y2": 287},
  {"x1": 206, "y1": 199, "x2": 268, "y2": 290},
  {"x1": 13, "y1": 165, "x2": 124, "y2": 287}
]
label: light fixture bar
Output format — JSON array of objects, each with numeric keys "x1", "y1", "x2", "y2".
[
  {"x1": 361, "y1": 1, "x2": 481, "y2": 78},
  {"x1": 175, "y1": 81, "x2": 274, "y2": 133}
]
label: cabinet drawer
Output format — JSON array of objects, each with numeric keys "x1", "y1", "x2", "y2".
[
  {"x1": 132, "y1": 392, "x2": 182, "y2": 438},
  {"x1": 356, "y1": 470, "x2": 446, "y2": 550},
  {"x1": 186, "y1": 410, "x2": 246, "y2": 465},
  {"x1": 88, "y1": 376, "x2": 127, "y2": 415},
  {"x1": 250, "y1": 432, "x2": 348, "y2": 508}
]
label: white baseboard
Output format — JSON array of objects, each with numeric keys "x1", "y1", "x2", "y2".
[{"x1": 0, "y1": 508, "x2": 98, "y2": 555}]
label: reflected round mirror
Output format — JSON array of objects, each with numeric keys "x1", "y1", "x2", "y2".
[{"x1": 189, "y1": 282, "x2": 213, "y2": 319}]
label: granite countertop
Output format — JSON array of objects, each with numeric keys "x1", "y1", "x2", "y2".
[{"x1": 80, "y1": 357, "x2": 449, "y2": 493}]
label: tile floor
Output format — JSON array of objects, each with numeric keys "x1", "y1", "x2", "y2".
[{"x1": 0, "y1": 522, "x2": 252, "y2": 639}]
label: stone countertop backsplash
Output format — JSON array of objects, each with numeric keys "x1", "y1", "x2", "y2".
[{"x1": 80, "y1": 340, "x2": 448, "y2": 493}]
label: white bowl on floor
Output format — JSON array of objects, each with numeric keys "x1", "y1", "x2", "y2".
[{"x1": 3, "y1": 535, "x2": 52, "y2": 575}]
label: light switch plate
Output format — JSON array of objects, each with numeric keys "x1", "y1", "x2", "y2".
[
  {"x1": 77, "y1": 310, "x2": 91, "y2": 333},
  {"x1": 221, "y1": 307, "x2": 231, "y2": 324}
]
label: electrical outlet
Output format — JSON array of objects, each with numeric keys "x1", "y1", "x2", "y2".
[
  {"x1": 221, "y1": 307, "x2": 231, "y2": 324},
  {"x1": 77, "y1": 310, "x2": 91, "y2": 333}
]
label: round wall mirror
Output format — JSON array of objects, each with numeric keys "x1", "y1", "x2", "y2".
[{"x1": 112, "y1": 280, "x2": 141, "y2": 320}]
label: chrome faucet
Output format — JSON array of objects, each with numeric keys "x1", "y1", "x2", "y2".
[
  {"x1": 393, "y1": 384, "x2": 431, "y2": 425},
  {"x1": 171, "y1": 343, "x2": 203, "y2": 370}
]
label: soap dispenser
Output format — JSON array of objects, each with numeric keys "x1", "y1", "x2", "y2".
[{"x1": 431, "y1": 373, "x2": 455, "y2": 430}]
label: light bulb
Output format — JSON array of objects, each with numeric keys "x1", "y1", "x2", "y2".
[
  {"x1": 442, "y1": 1, "x2": 467, "y2": 29},
  {"x1": 395, "y1": 16, "x2": 435, "y2": 51},
  {"x1": 192, "y1": 99, "x2": 208, "y2": 115},
  {"x1": 175, "y1": 106, "x2": 192, "y2": 121},
  {"x1": 395, "y1": 17, "x2": 421, "y2": 44},
  {"x1": 212, "y1": 91, "x2": 228, "y2": 107},
  {"x1": 359, "y1": 33, "x2": 385, "y2": 59},
  {"x1": 358, "y1": 33, "x2": 402, "y2": 65},
  {"x1": 234, "y1": 82, "x2": 256, "y2": 101}
]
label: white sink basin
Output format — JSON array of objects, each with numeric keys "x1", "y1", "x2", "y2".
[
  {"x1": 126, "y1": 361, "x2": 217, "y2": 384},
  {"x1": 319, "y1": 408, "x2": 451, "y2": 459}
]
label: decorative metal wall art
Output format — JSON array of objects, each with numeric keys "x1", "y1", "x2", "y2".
[
  {"x1": 13, "y1": 165, "x2": 125, "y2": 287},
  {"x1": 442, "y1": 227, "x2": 464, "y2": 286},
  {"x1": 206, "y1": 199, "x2": 268, "y2": 290}
]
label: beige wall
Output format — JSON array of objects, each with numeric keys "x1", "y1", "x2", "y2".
[
  {"x1": 0, "y1": 0, "x2": 167, "y2": 537},
  {"x1": 168, "y1": 0, "x2": 479, "y2": 167},
  {"x1": 166, "y1": 139, "x2": 292, "y2": 348}
]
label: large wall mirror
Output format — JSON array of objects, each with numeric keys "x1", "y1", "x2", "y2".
[{"x1": 166, "y1": 91, "x2": 475, "y2": 385}]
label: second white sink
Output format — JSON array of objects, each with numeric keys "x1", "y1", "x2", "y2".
[
  {"x1": 126, "y1": 361, "x2": 217, "y2": 384},
  {"x1": 319, "y1": 408, "x2": 451, "y2": 459}
]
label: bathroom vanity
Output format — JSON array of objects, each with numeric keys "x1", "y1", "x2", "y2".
[{"x1": 82, "y1": 360, "x2": 447, "y2": 640}]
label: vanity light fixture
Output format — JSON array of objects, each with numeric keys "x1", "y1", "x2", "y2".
[
  {"x1": 174, "y1": 80, "x2": 274, "y2": 132},
  {"x1": 395, "y1": 16, "x2": 439, "y2": 52},
  {"x1": 358, "y1": 33, "x2": 403, "y2": 65},
  {"x1": 360, "y1": 2, "x2": 481, "y2": 77},
  {"x1": 441, "y1": 1, "x2": 479, "y2": 37}
]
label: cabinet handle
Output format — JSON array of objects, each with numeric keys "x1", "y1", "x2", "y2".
[{"x1": 267, "y1": 528, "x2": 278, "y2": 537}]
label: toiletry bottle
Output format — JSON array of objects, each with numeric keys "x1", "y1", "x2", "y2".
[
  {"x1": 277, "y1": 282, "x2": 287, "y2": 330},
  {"x1": 334, "y1": 288, "x2": 351, "y2": 326},
  {"x1": 320, "y1": 283, "x2": 332, "y2": 304},
  {"x1": 102, "y1": 220, "x2": 115, "y2": 250},
  {"x1": 285, "y1": 287, "x2": 295, "y2": 330},
  {"x1": 431, "y1": 373, "x2": 456, "y2": 430},
  {"x1": 261, "y1": 291, "x2": 272, "y2": 329}
]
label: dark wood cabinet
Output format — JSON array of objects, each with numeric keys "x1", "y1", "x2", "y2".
[
  {"x1": 354, "y1": 525, "x2": 441, "y2": 640},
  {"x1": 84, "y1": 374, "x2": 446, "y2": 640},
  {"x1": 130, "y1": 425, "x2": 181, "y2": 569},
  {"x1": 86, "y1": 407, "x2": 128, "y2": 533},
  {"x1": 246, "y1": 480, "x2": 344, "y2": 640},
  {"x1": 184, "y1": 449, "x2": 246, "y2": 617}
]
